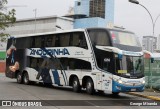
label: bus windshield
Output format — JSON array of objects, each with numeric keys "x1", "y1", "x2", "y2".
[
  {"x1": 115, "y1": 55, "x2": 144, "y2": 78},
  {"x1": 110, "y1": 30, "x2": 141, "y2": 47}
]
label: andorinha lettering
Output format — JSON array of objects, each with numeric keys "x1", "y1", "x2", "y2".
[{"x1": 30, "y1": 48, "x2": 70, "y2": 56}]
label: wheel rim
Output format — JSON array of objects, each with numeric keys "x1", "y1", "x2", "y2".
[
  {"x1": 73, "y1": 80, "x2": 78, "y2": 88},
  {"x1": 17, "y1": 74, "x2": 21, "y2": 82},
  {"x1": 24, "y1": 74, "x2": 28, "y2": 83},
  {"x1": 87, "y1": 82, "x2": 92, "y2": 92}
]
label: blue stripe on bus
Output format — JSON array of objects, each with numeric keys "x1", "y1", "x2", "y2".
[
  {"x1": 41, "y1": 47, "x2": 67, "y2": 85},
  {"x1": 52, "y1": 69, "x2": 60, "y2": 85},
  {"x1": 29, "y1": 47, "x2": 67, "y2": 85}
]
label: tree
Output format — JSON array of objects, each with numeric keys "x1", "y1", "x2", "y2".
[{"x1": 0, "y1": 0, "x2": 16, "y2": 42}]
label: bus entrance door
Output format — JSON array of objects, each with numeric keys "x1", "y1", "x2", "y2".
[
  {"x1": 96, "y1": 72, "x2": 102, "y2": 90},
  {"x1": 102, "y1": 73, "x2": 112, "y2": 92}
]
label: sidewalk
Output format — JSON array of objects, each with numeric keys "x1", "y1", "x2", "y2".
[{"x1": 127, "y1": 89, "x2": 160, "y2": 101}]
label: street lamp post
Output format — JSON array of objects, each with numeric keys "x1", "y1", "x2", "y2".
[
  {"x1": 128, "y1": 0, "x2": 160, "y2": 90},
  {"x1": 33, "y1": 8, "x2": 37, "y2": 33},
  {"x1": 129, "y1": 0, "x2": 155, "y2": 36},
  {"x1": 154, "y1": 14, "x2": 160, "y2": 34},
  {"x1": 129, "y1": 0, "x2": 160, "y2": 90}
]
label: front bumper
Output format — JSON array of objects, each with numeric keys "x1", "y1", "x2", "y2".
[{"x1": 112, "y1": 80, "x2": 145, "y2": 92}]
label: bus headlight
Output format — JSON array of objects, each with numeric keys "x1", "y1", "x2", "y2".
[
  {"x1": 113, "y1": 78, "x2": 123, "y2": 84},
  {"x1": 118, "y1": 80, "x2": 123, "y2": 84},
  {"x1": 142, "y1": 80, "x2": 145, "y2": 84}
]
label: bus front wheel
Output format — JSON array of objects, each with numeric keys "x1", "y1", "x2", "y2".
[
  {"x1": 86, "y1": 78, "x2": 94, "y2": 95},
  {"x1": 23, "y1": 72, "x2": 30, "y2": 85},
  {"x1": 72, "y1": 77, "x2": 81, "y2": 92}
]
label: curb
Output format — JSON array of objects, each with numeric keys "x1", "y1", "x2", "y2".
[{"x1": 127, "y1": 92, "x2": 160, "y2": 101}]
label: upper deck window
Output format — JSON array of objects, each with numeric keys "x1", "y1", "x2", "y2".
[{"x1": 31, "y1": 32, "x2": 88, "y2": 49}]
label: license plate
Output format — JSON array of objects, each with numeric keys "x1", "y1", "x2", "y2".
[{"x1": 131, "y1": 89, "x2": 136, "y2": 91}]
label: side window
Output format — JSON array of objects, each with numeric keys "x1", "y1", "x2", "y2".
[
  {"x1": 34, "y1": 36, "x2": 42, "y2": 48},
  {"x1": 15, "y1": 37, "x2": 31, "y2": 49},
  {"x1": 88, "y1": 29, "x2": 111, "y2": 46},
  {"x1": 96, "y1": 31, "x2": 110, "y2": 46},
  {"x1": 75, "y1": 59, "x2": 91, "y2": 70},
  {"x1": 70, "y1": 32, "x2": 88, "y2": 49},
  {"x1": 45, "y1": 35, "x2": 56, "y2": 47},
  {"x1": 71, "y1": 33, "x2": 79, "y2": 46},
  {"x1": 45, "y1": 36, "x2": 53, "y2": 47},
  {"x1": 55, "y1": 35, "x2": 60, "y2": 47},
  {"x1": 59, "y1": 33, "x2": 70, "y2": 47},
  {"x1": 41, "y1": 36, "x2": 45, "y2": 47},
  {"x1": 28, "y1": 57, "x2": 43, "y2": 70},
  {"x1": 79, "y1": 33, "x2": 88, "y2": 49},
  {"x1": 30, "y1": 34, "x2": 56, "y2": 48},
  {"x1": 30, "y1": 58, "x2": 37, "y2": 68},
  {"x1": 60, "y1": 58, "x2": 91, "y2": 70},
  {"x1": 51, "y1": 35, "x2": 56, "y2": 47}
]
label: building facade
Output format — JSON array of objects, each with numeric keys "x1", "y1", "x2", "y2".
[
  {"x1": 1, "y1": 16, "x2": 73, "y2": 49},
  {"x1": 0, "y1": 16, "x2": 73, "y2": 72},
  {"x1": 74, "y1": 0, "x2": 114, "y2": 28},
  {"x1": 4, "y1": 16, "x2": 73, "y2": 36},
  {"x1": 142, "y1": 36, "x2": 157, "y2": 52}
]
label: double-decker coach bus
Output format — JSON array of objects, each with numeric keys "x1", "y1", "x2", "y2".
[{"x1": 5, "y1": 28, "x2": 145, "y2": 95}]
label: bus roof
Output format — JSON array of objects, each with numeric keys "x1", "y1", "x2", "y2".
[
  {"x1": 87, "y1": 27, "x2": 134, "y2": 34},
  {"x1": 9, "y1": 27, "x2": 135, "y2": 38},
  {"x1": 10, "y1": 28, "x2": 85, "y2": 38}
]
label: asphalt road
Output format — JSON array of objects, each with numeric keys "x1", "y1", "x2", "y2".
[{"x1": 0, "y1": 74, "x2": 159, "y2": 109}]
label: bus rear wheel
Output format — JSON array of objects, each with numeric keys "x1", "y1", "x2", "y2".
[
  {"x1": 86, "y1": 78, "x2": 94, "y2": 95},
  {"x1": 72, "y1": 77, "x2": 81, "y2": 92},
  {"x1": 16, "y1": 72, "x2": 23, "y2": 84},
  {"x1": 23, "y1": 72, "x2": 30, "y2": 85}
]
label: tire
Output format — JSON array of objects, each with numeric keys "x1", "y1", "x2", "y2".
[
  {"x1": 16, "y1": 72, "x2": 23, "y2": 84},
  {"x1": 72, "y1": 77, "x2": 81, "y2": 92},
  {"x1": 86, "y1": 78, "x2": 94, "y2": 95},
  {"x1": 23, "y1": 72, "x2": 30, "y2": 85}
]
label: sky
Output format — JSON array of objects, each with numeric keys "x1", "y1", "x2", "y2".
[{"x1": 6, "y1": 0, "x2": 160, "y2": 40}]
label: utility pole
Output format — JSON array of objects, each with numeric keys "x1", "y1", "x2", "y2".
[{"x1": 33, "y1": 8, "x2": 37, "y2": 33}]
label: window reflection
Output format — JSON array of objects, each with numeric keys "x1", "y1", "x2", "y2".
[{"x1": 116, "y1": 55, "x2": 143, "y2": 78}]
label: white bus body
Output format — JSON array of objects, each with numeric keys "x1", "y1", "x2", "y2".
[{"x1": 6, "y1": 28, "x2": 145, "y2": 95}]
